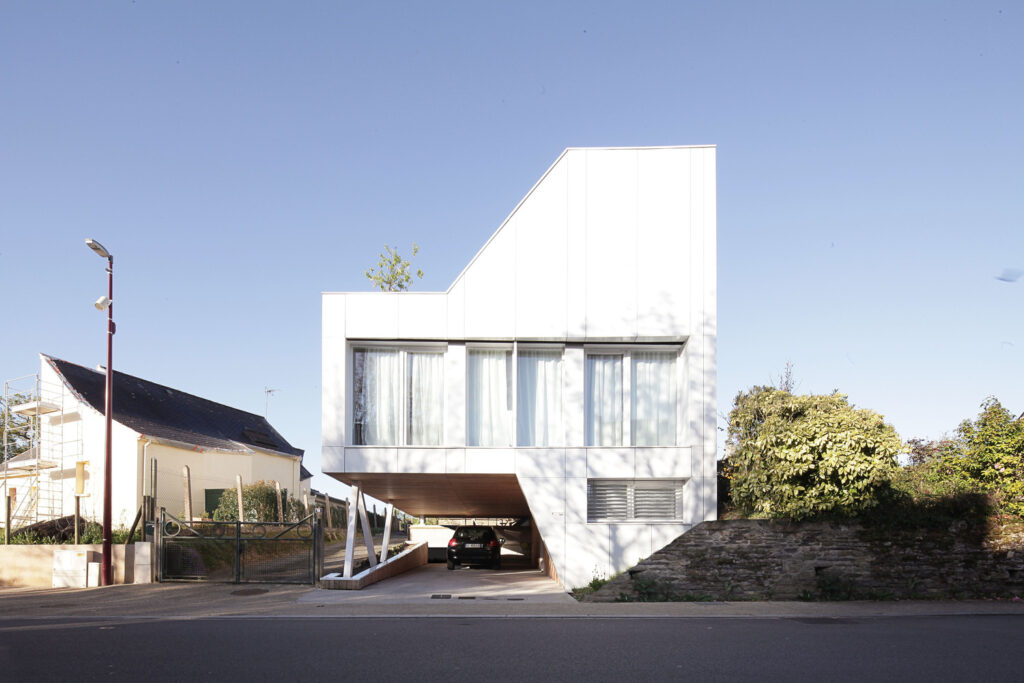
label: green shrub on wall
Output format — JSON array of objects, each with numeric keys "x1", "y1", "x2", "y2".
[
  {"x1": 724, "y1": 387, "x2": 902, "y2": 520},
  {"x1": 213, "y1": 480, "x2": 302, "y2": 522},
  {"x1": 932, "y1": 398, "x2": 1024, "y2": 517}
]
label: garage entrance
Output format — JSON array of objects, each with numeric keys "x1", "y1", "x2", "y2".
[{"x1": 331, "y1": 473, "x2": 542, "y2": 571}]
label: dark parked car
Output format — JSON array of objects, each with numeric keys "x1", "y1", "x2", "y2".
[{"x1": 447, "y1": 526, "x2": 502, "y2": 570}]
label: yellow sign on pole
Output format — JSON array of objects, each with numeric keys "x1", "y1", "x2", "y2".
[{"x1": 75, "y1": 461, "x2": 86, "y2": 496}]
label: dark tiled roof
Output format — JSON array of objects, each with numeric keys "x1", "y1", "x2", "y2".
[
  {"x1": 46, "y1": 356, "x2": 303, "y2": 457},
  {"x1": 300, "y1": 465, "x2": 313, "y2": 480}
]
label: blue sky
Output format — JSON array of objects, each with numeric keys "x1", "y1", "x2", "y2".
[{"x1": 2, "y1": 2, "x2": 1021, "y2": 498}]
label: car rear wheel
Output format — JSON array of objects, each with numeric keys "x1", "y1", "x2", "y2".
[
  {"x1": 492, "y1": 557, "x2": 501, "y2": 570},
  {"x1": 447, "y1": 559, "x2": 455, "y2": 570}
]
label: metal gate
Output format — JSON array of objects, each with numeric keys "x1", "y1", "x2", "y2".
[{"x1": 157, "y1": 508, "x2": 323, "y2": 584}]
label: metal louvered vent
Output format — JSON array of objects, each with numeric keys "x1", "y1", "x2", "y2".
[{"x1": 587, "y1": 479, "x2": 683, "y2": 522}]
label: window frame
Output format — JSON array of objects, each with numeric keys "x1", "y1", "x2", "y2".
[
  {"x1": 584, "y1": 345, "x2": 682, "y2": 447},
  {"x1": 465, "y1": 343, "x2": 514, "y2": 448},
  {"x1": 516, "y1": 345, "x2": 565, "y2": 447},
  {"x1": 351, "y1": 343, "x2": 446, "y2": 447}
]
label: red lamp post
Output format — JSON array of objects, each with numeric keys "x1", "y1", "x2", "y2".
[{"x1": 85, "y1": 238, "x2": 114, "y2": 587}]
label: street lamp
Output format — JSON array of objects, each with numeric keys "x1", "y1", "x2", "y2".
[{"x1": 85, "y1": 238, "x2": 114, "y2": 587}]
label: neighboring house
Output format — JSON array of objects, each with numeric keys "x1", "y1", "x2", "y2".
[
  {"x1": 322, "y1": 145, "x2": 717, "y2": 589},
  {"x1": 1, "y1": 354, "x2": 307, "y2": 530}
]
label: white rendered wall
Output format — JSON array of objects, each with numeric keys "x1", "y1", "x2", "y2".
[
  {"x1": 322, "y1": 146, "x2": 717, "y2": 588},
  {"x1": 37, "y1": 359, "x2": 302, "y2": 527}
]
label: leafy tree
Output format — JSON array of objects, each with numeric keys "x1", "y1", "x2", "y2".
[
  {"x1": 724, "y1": 387, "x2": 902, "y2": 520},
  {"x1": 939, "y1": 398, "x2": 1024, "y2": 516},
  {"x1": 1, "y1": 392, "x2": 34, "y2": 461},
  {"x1": 364, "y1": 243, "x2": 424, "y2": 291}
]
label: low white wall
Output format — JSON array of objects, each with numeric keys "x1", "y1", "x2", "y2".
[{"x1": 0, "y1": 543, "x2": 147, "y2": 587}]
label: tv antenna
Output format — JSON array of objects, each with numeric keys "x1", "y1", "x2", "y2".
[{"x1": 264, "y1": 387, "x2": 277, "y2": 418}]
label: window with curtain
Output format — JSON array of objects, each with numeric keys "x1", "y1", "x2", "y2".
[
  {"x1": 585, "y1": 354, "x2": 623, "y2": 446},
  {"x1": 352, "y1": 348, "x2": 400, "y2": 445},
  {"x1": 466, "y1": 348, "x2": 512, "y2": 447},
  {"x1": 517, "y1": 349, "x2": 563, "y2": 446},
  {"x1": 631, "y1": 351, "x2": 677, "y2": 446},
  {"x1": 587, "y1": 479, "x2": 683, "y2": 522},
  {"x1": 352, "y1": 347, "x2": 443, "y2": 446},
  {"x1": 408, "y1": 352, "x2": 444, "y2": 445}
]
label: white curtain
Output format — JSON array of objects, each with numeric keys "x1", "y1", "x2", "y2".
[
  {"x1": 353, "y1": 349, "x2": 400, "y2": 445},
  {"x1": 467, "y1": 349, "x2": 511, "y2": 447},
  {"x1": 408, "y1": 352, "x2": 443, "y2": 445},
  {"x1": 631, "y1": 351, "x2": 676, "y2": 446},
  {"x1": 585, "y1": 354, "x2": 622, "y2": 446},
  {"x1": 517, "y1": 350, "x2": 562, "y2": 446}
]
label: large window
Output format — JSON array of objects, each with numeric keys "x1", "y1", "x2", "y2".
[
  {"x1": 352, "y1": 347, "x2": 443, "y2": 446},
  {"x1": 517, "y1": 349, "x2": 563, "y2": 446},
  {"x1": 631, "y1": 351, "x2": 677, "y2": 446},
  {"x1": 587, "y1": 479, "x2": 683, "y2": 522},
  {"x1": 585, "y1": 354, "x2": 622, "y2": 446},
  {"x1": 585, "y1": 348, "x2": 678, "y2": 447},
  {"x1": 466, "y1": 348, "x2": 512, "y2": 447}
]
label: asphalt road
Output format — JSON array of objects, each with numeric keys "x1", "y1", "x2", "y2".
[{"x1": 2, "y1": 614, "x2": 1022, "y2": 682}]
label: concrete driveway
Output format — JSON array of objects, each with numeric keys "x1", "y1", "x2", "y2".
[{"x1": 302, "y1": 559, "x2": 573, "y2": 606}]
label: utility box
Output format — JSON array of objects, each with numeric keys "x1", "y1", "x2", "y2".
[
  {"x1": 133, "y1": 541, "x2": 153, "y2": 584},
  {"x1": 53, "y1": 549, "x2": 96, "y2": 588}
]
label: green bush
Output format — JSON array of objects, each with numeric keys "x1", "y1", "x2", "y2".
[
  {"x1": 724, "y1": 387, "x2": 902, "y2": 520},
  {"x1": 927, "y1": 398, "x2": 1024, "y2": 517},
  {"x1": 213, "y1": 481, "x2": 304, "y2": 522}
]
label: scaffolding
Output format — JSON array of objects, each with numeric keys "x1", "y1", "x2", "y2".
[{"x1": 2, "y1": 373, "x2": 82, "y2": 532}]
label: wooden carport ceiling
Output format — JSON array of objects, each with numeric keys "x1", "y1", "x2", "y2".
[{"x1": 331, "y1": 473, "x2": 530, "y2": 518}]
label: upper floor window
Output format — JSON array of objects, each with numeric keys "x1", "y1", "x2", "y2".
[
  {"x1": 466, "y1": 348, "x2": 512, "y2": 447},
  {"x1": 517, "y1": 349, "x2": 563, "y2": 446},
  {"x1": 585, "y1": 353, "x2": 622, "y2": 446},
  {"x1": 353, "y1": 347, "x2": 443, "y2": 446},
  {"x1": 631, "y1": 351, "x2": 677, "y2": 446},
  {"x1": 585, "y1": 348, "x2": 678, "y2": 447}
]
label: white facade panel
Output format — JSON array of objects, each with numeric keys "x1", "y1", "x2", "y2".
[
  {"x1": 321, "y1": 146, "x2": 717, "y2": 591},
  {"x1": 445, "y1": 448, "x2": 466, "y2": 473},
  {"x1": 398, "y1": 294, "x2": 447, "y2": 339},
  {"x1": 637, "y1": 148, "x2": 690, "y2": 338},
  {"x1": 396, "y1": 448, "x2": 447, "y2": 474},
  {"x1": 564, "y1": 476, "x2": 588, "y2": 525},
  {"x1": 635, "y1": 447, "x2": 692, "y2": 479},
  {"x1": 515, "y1": 448, "x2": 566, "y2": 479},
  {"x1": 514, "y1": 159, "x2": 569, "y2": 339},
  {"x1": 609, "y1": 524, "x2": 653, "y2": 574},
  {"x1": 564, "y1": 448, "x2": 587, "y2": 479},
  {"x1": 586, "y1": 448, "x2": 635, "y2": 479},
  {"x1": 584, "y1": 149, "x2": 638, "y2": 339},
  {"x1": 346, "y1": 293, "x2": 399, "y2": 339},
  {"x1": 565, "y1": 522, "x2": 611, "y2": 588},
  {"x1": 321, "y1": 445, "x2": 344, "y2": 472},
  {"x1": 565, "y1": 152, "x2": 588, "y2": 339},
  {"x1": 465, "y1": 448, "x2": 515, "y2": 474},
  {"x1": 344, "y1": 447, "x2": 397, "y2": 473},
  {"x1": 463, "y1": 221, "x2": 516, "y2": 339}
]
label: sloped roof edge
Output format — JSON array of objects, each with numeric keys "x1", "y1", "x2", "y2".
[{"x1": 43, "y1": 354, "x2": 303, "y2": 457}]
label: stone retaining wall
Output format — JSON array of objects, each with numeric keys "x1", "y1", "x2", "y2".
[{"x1": 585, "y1": 519, "x2": 1024, "y2": 602}]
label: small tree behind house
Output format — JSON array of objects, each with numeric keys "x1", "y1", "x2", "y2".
[{"x1": 364, "y1": 243, "x2": 423, "y2": 292}]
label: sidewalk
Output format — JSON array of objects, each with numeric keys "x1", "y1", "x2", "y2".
[{"x1": 2, "y1": 579, "x2": 1023, "y2": 619}]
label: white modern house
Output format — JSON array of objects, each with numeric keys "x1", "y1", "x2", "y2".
[
  {"x1": 2, "y1": 355, "x2": 309, "y2": 532},
  {"x1": 321, "y1": 146, "x2": 717, "y2": 589}
]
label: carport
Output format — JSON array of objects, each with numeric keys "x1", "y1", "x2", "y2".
[{"x1": 330, "y1": 472, "x2": 546, "y2": 589}]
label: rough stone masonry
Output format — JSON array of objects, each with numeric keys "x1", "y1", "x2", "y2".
[{"x1": 585, "y1": 519, "x2": 1024, "y2": 602}]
